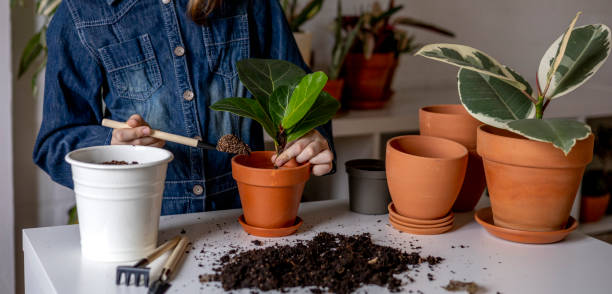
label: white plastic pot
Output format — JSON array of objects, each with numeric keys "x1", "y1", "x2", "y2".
[{"x1": 65, "y1": 145, "x2": 173, "y2": 262}]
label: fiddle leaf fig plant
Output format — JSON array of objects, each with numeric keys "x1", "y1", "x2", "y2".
[
  {"x1": 211, "y1": 59, "x2": 340, "y2": 154},
  {"x1": 416, "y1": 12, "x2": 611, "y2": 155}
]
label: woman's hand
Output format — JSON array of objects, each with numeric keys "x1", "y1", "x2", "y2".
[
  {"x1": 272, "y1": 130, "x2": 333, "y2": 176},
  {"x1": 110, "y1": 114, "x2": 165, "y2": 148}
]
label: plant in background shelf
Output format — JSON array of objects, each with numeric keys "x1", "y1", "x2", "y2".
[
  {"x1": 341, "y1": 0, "x2": 454, "y2": 109},
  {"x1": 281, "y1": 0, "x2": 324, "y2": 66},
  {"x1": 580, "y1": 170, "x2": 610, "y2": 223},
  {"x1": 210, "y1": 59, "x2": 340, "y2": 236},
  {"x1": 417, "y1": 13, "x2": 611, "y2": 236}
]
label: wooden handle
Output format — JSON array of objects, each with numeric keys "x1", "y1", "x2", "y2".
[
  {"x1": 160, "y1": 236, "x2": 189, "y2": 281},
  {"x1": 101, "y1": 118, "x2": 199, "y2": 148},
  {"x1": 145, "y1": 236, "x2": 180, "y2": 264}
]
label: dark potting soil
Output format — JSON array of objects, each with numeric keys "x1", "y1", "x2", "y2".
[
  {"x1": 101, "y1": 160, "x2": 138, "y2": 165},
  {"x1": 199, "y1": 232, "x2": 444, "y2": 293},
  {"x1": 442, "y1": 280, "x2": 481, "y2": 294},
  {"x1": 216, "y1": 134, "x2": 251, "y2": 155}
]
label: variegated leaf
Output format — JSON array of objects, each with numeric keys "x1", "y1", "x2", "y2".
[
  {"x1": 458, "y1": 68, "x2": 535, "y2": 129},
  {"x1": 538, "y1": 24, "x2": 611, "y2": 99},
  {"x1": 416, "y1": 44, "x2": 529, "y2": 91},
  {"x1": 507, "y1": 118, "x2": 592, "y2": 155}
]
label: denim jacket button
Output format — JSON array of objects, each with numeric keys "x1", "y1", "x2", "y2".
[
  {"x1": 174, "y1": 46, "x2": 185, "y2": 57},
  {"x1": 183, "y1": 90, "x2": 194, "y2": 101},
  {"x1": 193, "y1": 184, "x2": 204, "y2": 195},
  {"x1": 162, "y1": 0, "x2": 171, "y2": 4}
]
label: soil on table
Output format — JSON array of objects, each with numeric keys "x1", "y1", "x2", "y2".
[
  {"x1": 199, "y1": 232, "x2": 444, "y2": 293},
  {"x1": 216, "y1": 134, "x2": 251, "y2": 155},
  {"x1": 442, "y1": 280, "x2": 481, "y2": 294},
  {"x1": 100, "y1": 160, "x2": 138, "y2": 165}
]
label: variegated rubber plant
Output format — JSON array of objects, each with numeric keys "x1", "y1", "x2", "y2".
[
  {"x1": 211, "y1": 59, "x2": 340, "y2": 155},
  {"x1": 416, "y1": 12, "x2": 611, "y2": 155}
]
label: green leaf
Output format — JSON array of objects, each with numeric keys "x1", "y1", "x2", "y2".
[
  {"x1": 538, "y1": 24, "x2": 611, "y2": 99},
  {"x1": 18, "y1": 31, "x2": 44, "y2": 78},
  {"x1": 282, "y1": 71, "x2": 328, "y2": 129},
  {"x1": 268, "y1": 85, "x2": 292, "y2": 127},
  {"x1": 415, "y1": 44, "x2": 528, "y2": 91},
  {"x1": 290, "y1": 0, "x2": 323, "y2": 32},
  {"x1": 286, "y1": 91, "x2": 340, "y2": 142},
  {"x1": 458, "y1": 68, "x2": 535, "y2": 129},
  {"x1": 210, "y1": 97, "x2": 277, "y2": 140},
  {"x1": 237, "y1": 59, "x2": 306, "y2": 107},
  {"x1": 507, "y1": 118, "x2": 592, "y2": 155}
]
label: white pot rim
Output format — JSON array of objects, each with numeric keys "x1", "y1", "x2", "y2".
[{"x1": 65, "y1": 145, "x2": 174, "y2": 170}]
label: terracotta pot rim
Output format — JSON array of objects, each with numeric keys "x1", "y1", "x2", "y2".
[
  {"x1": 419, "y1": 104, "x2": 472, "y2": 117},
  {"x1": 387, "y1": 135, "x2": 468, "y2": 161},
  {"x1": 232, "y1": 151, "x2": 311, "y2": 172}
]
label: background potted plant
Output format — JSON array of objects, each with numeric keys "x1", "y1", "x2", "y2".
[
  {"x1": 211, "y1": 58, "x2": 340, "y2": 237},
  {"x1": 323, "y1": 0, "x2": 363, "y2": 103},
  {"x1": 281, "y1": 0, "x2": 324, "y2": 66},
  {"x1": 342, "y1": 0, "x2": 454, "y2": 109},
  {"x1": 580, "y1": 170, "x2": 610, "y2": 223},
  {"x1": 416, "y1": 13, "x2": 611, "y2": 233}
]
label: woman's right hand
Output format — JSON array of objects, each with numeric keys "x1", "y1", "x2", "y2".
[{"x1": 110, "y1": 114, "x2": 165, "y2": 148}]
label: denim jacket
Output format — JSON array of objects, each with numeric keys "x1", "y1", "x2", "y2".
[{"x1": 33, "y1": 0, "x2": 335, "y2": 215}]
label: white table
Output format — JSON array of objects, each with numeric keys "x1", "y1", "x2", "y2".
[{"x1": 23, "y1": 199, "x2": 612, "y2": 294}]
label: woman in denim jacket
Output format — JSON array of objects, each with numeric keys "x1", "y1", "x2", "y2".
[{"x1": 32, "y1": 0, "x2": 336, "y2": 215}]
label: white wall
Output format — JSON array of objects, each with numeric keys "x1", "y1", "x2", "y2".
[{"x1": 1, "y1": 1, "x2": 15, "y2": 294}]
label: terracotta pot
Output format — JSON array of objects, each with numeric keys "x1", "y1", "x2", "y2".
[
  {"x1": 419, "y1": 104, "x2": 486, "y2": 212},
  {"x1": 323, "y1": 79, "x2": 344, "y2": 102},
  {"x1": 477, "y1": 125, "x2": 594, "y2": 231},
  {"x1": 343, "y1": 53, "x2": 397, "y2": 109},
  {"x1": 580, "y1": 193, "x2": 610, "y2": 223},
  {"x1": 232, "y1": 151, "x2": 310, "y2": 229},
  {"x1": 386, "y1": 135, "x2": 468, "y2": 220}
]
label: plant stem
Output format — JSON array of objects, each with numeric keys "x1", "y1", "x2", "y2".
[{"x1": 535, "y1": 95, "x2": 544, "y2": 119}]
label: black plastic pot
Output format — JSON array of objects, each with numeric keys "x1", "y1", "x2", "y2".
[{"x1": 345, "y1": 159, "x2": 391, "y2": 215}]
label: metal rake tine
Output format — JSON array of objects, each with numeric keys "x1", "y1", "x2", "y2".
[
  {"x1": 126, "y1": 272, "x2": 132, "y2": 286},
  {"x1": 135, "y1": 273, "x2": 141, "y2": 286},
  {"x1": 115, "y1": 271, "x2": 123, "y2": 285},
  {"x1": 144, "y1": 274, "x2": 150, "y2": 287}
]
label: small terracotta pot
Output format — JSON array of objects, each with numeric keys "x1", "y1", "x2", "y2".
[
  {"x1": 477, "y1": 125, "x2": 594, "y2": 231},
  {"x1": 343, "y1": 53, "x2": 397, "y2": 109},
  {"x1": 419, "y1": 104, "x2": 486, "y2": 212},
  {"x1": 323, "y1": 79, "x2": 344, "y2": 102},
  {"x1": 386, "y1": 135, "x2": 468, "y2": 220},
  {"x1": 232, "y1": 151, "x2": 310, "y2": 229},
  {"x1": 580, "y1": 193, "x2": 610, "y2": 223}
]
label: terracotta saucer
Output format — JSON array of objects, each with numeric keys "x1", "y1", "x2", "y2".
[
  {"x1": 238, "y1": 215, "x2": 303, "y2": 238},
  {"x1": 388, "y1": 215, "x2": 454, "y2": 235},
  {"x1": 474, "y1": 207, "x2": 578, "y2": 244},
  {"x1": 389, "y1": 213, "x2": 454, "y2": 228},
  {"x1": 388, "y1": 202, "x2": 454, "y2": 225}
]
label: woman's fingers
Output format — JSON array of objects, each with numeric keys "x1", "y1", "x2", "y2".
[
  {"x1": 126, "y1": 114, "x2": 145, "y2": 128},
  {"x1": 112, "y1": 126, "x2": 151, "y2": 143},
  {"x1": 111, "y1": 114, "x2": 166, "y2": 146},
  {"x1": 312, "y1": 163, "x2": 333, "y2": 176},
  {"x1": 274, "y1": 138, "x2": 309, "y2": 167},
  {"x1": 309, "y1": 149, "x2": 333, "y2": 165},
  {"x1": 296, "y1": 140, "x2": 325, "y2": 163}
]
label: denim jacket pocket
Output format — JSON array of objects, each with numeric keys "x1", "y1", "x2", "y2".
[
  {"x1": 98, "y1": 34, "x2": 162, "y2": 100},
  {"x1": 202, "y1": 14, "x2": 249, "y2": 78}
]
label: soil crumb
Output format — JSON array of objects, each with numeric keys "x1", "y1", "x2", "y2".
[
  {"x1": 443, "y1": 280, "x2": 481, "y2": 294},
  {"x1": 251, "y1": 240, "x2": 262, "y2": 246},
  {"x1": 216, "y1": 134, "x2": 251, "y2": 155},
  {"x1": 200, "y1": 232, "x2": 444, "y2": 293},
  {"x1": 101, "y1": 160, "x2": 138, "y2": 165}
]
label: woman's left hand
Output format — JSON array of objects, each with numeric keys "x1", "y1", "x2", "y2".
[{"x1": 272, "y1": 130, "x2": 333, "y2": 176}]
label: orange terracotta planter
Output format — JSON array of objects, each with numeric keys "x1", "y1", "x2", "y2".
[
  {"x1": 323, "y1": 79, "x2": 344, "y2": 102},
  {"x1": 343, "y1": 53, "x2": 397, "y2": 109},
  {"x1": 419, "y1": 104, "x2": 486, "y2": 212},
  {"x1": 477, "y1": 125, "x2": 594, "y2": 231},
  {"x1": 386, "y1": 135, "x2": 468, "y2": 220},
  {"x1": 580, "y1": 193, "x2": 610, "y2": 223},
  {"x1": 232, "y1": 151, "x2": 310, "y2": 229}
]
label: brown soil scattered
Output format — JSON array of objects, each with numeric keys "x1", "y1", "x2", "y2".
[
  {"x1": 101, "y1": 160, "x2": 138, "y2": 165},
  {"x1": 251, "y1": 240, "x2": 262, "y2": 246},
  {"x1": 216, "y1": 134, "x2": 251, "y2": 155},
  {"x1": 200, "y1": 232, "x2": 444, "y2": 293},
  {"x1": 443, "y1": 280, "x2": 481, "y2": 294}
]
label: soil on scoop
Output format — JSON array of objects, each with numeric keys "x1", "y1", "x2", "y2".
[
  {"x1": 216, "y1": 134, "x2": 251, "y2": 155},
  {"x1": 442, "y1": 280, "x2": 481, "y2": 294},
  {"x1": 199, "y1": 232, "x2": 444, "y2": 293},
  {"x1": 101, "y1": 160, "x2": 138, "y2": 165}
]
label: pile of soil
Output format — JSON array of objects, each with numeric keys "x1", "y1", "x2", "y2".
[
  {"x1": 101, "y1": 160, "x2": 138, "y2": 165},
  {"x1": 442, "y1": 280, "x2": 481, "y2": 294},
  {"x1": 200, "y1": 232, "x2": 444, "y2": 293},
  {"x1": 216, "y1": 134, "x2": 251, "y2": 155}
]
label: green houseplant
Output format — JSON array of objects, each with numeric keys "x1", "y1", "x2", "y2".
[
  {"x1": 211, "y1": 58, "x2": 339, "y2": 236},
  {"x1": 416, "y1": 13, "x2": 611, "y2": 234},
  {"x1": 342, "y1": 0, "x2": 454, "y2": 109},
  {"x1": 281, "y1": 0, "x2": 324, "y2": 66}
]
